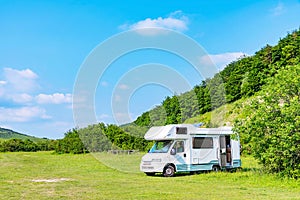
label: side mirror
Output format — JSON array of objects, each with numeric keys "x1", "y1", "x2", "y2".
[{"x1": 170, "y1": 148, "x2": 176, "y2": 155}]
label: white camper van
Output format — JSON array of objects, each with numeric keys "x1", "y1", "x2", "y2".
[{"x1": 140, "y1": 124, "x2": 241, "y2": 177}]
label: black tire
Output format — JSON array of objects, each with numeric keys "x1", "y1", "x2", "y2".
[
  {"x1": 163, "y1": 165, "x2": 175, "y2": 177},
  {"x1": 145, "y1": 172, "x2": 155, "y2": 176},
  {"x1": 212, "y1": 165, "x2": 220, "y2": 172}
]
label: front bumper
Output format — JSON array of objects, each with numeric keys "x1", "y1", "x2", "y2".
[{"x1": 140, "y1": 161, "x2": 164, "y2": 173}]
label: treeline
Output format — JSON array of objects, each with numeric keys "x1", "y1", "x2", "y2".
[
  {"x1": 0, "y1": 124, "x2": 151, "y2": 154},
  {"x1": 134, "y1": 29, "x2": 300, "y2": 127},
  {"x1": 0, "y1": 138, "x2": 56, "y2": 152},
  {"x1": 54, "y1": 124, "x2": 151, "y2": 154}
]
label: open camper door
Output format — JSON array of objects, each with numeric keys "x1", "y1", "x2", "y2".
[{"x1": 219, "y1": 136, "x2": 227, "y2": 167}]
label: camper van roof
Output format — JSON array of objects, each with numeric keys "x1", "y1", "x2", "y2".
[{"x1": 144, "y1": 124, "x2": 233, "y2": 140}]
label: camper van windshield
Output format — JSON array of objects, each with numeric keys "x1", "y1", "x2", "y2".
[{"x1": 149, "y1": 140, "x2": 173, "y2": 153}]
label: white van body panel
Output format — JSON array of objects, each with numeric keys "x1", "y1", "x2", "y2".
[{"x1": 140, "y1": 124, "x2": 241, "y2": 175}]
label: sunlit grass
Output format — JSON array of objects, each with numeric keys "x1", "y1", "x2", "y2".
[
  {"x1": 0, "y1": 151, "x2": 299, "y2": 199},
  {"x1": 93, "y1": 152, "x2": 142, "y2": 173}
]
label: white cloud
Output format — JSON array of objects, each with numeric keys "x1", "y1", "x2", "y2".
[
  {"x1": 11, "y1": 93, "x2": 33, "y2": 103},
  {"x1": 0, "y1": 68, "x2": 73, "y2": 106},
  {"x1": 200, "y1": 52, "x2": 247, "y2": 71},
  {"x1": 0, "y1": 106, "x2": 51, "y2": 122},
  {"x1": 36, "y1": 93, "x2": 72, "y2": 104},
  {"x1": 121, "y1": 10, "x2": 188, "y2": 35},
  {"x1": 3, "y1": 68, "x2": 39, "y2": 92},
  {"x1": 131, "y1": 17, "x2": 187, "y2": 30},
  {"x1": 0, "y1": 68, "x2": 75, "y2": 137},
  {"x1": 0, "y1": 68, "x2": 38, "y2": 102}
]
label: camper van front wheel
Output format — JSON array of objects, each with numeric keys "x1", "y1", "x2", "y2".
[{"x1": 163, "y1": 165, "x2": 175, "y2": 177}]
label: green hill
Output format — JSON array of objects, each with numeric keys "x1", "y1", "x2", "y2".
[
  {"x1": 0, "y1": 127, "x2": 44, "y2": 142},
  {"x1": 130, "y1": 28, "x2": 300, "y2": 128}
]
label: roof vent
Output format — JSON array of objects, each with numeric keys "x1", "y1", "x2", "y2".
[{"x1": 176, "y1": 127, "x2": 187, "y2": 134}]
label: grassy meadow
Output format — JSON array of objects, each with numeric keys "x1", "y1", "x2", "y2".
[{"x1": 0, "y1": 151, "x2": 299, "y2": 200}]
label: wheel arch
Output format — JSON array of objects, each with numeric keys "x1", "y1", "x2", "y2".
[{"x1": 212, "y1": 164, "x2": 221, "y2": 172}]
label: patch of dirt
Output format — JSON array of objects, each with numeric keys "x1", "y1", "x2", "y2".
[{"x1": 32, "y1": 178, "x2": 73, "y2": 183}]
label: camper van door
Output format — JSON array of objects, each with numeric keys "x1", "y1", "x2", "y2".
[
  {"x1": 219, "y1": 135, "x2": 227, "y2": 167},
  {"x1": 170, "y1": 140, "x2": 187, "y2": 170}
]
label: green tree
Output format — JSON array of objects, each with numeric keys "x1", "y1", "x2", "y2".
[
  {"x1": 23, "y1": 139, "x2": 38, "y2": 152},
  {"x1": 235, "y1": 65, "x2": 300, "y2": 178},
  {"x1": 55, "y1": 129, "x2": 87, "y2": 154},
  {"x1": 78, "y1": 124, "x2": 112, "y2": 152},
  {"x1": 163, "y1": 96, "x2": 181, "y2": 124},
  {"x1": 134, "y1": 112, "x2": 150, "y2": 126},
  {"x1": 36, "y1": 139, "x2": 56, "y2": 151},
  {"x1": 194, "y1": 81, "x2": 211, "y2": 114}
]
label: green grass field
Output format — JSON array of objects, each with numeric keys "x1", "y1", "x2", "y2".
[{"x1": 0, "y1": 152, "x2": 299, "y2": 200}]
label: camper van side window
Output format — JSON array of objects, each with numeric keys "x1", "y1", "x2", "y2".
[
  {"x1": 174, "y1": 141, "x2": 184, "y2": 153},
  {"x1": 193, "y1": 137, "x2": 213, "y2": 149}
]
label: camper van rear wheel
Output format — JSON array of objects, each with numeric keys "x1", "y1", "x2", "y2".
[
  {"x1": 163, "y1": 165, "x2": 175, "y2": 177},
  {"x1": 212, "y1": 165, "x2": 220, "y2": 172}
]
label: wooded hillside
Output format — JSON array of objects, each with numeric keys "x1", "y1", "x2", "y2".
[{"x1": 133, "y1": 29, "x2": 300, "y2": 127}]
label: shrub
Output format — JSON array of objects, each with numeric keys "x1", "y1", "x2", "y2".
[{"x1": 235, "y1": 65, "x2": 300, "y2": 178}]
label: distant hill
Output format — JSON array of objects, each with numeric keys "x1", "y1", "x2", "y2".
[{"x1": 0, "y1": 127, "x2": 45, "y2": 142}]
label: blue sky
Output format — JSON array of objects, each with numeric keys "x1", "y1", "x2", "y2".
[{"x1": 0, "y1": 0, "x2": 300, "y2": 138}]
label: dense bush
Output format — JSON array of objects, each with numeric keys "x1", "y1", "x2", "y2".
[
  {"x1": 36, "y1": 139, "x2": 57, "y2": 151},
  {"x1": 55, "y1": 129, "x2": 87, "y2": 154},
  {"x1": 235, "y1": 65, "x2": 300, "y2": 178},
  {"x1": 0, "y1": 139, "x2": 36, "y2": 152},
  {"x1": 100, "y1": 123, "x2": 149, "y2": 151},
  {"x1": 0, "y1": 138, "x2": 56, "y2": 152}
]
